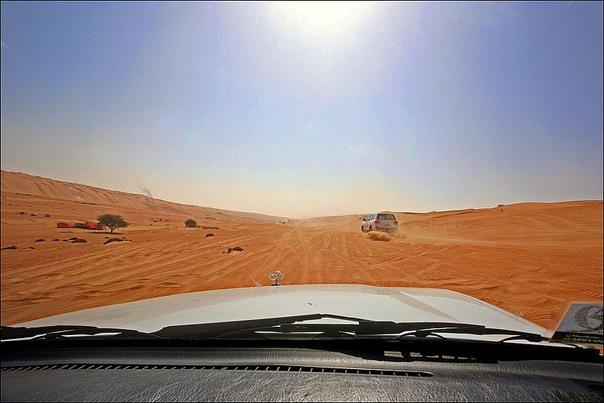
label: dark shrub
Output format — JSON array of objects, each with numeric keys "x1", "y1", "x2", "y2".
[
  {"x1": 224, "y1": 246, "x2": 243, "y2": 254},
  {"x1": 104, "y1": 237, "x2": 128, "y2": 245}
]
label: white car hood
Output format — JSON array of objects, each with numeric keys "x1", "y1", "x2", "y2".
[{"x1": 15, "y1": 284, "x2": 547, "y2": 337}]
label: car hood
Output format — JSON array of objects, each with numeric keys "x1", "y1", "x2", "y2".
[{"x1": 14, "y1": 284, "x2": 548, "y2": 337}]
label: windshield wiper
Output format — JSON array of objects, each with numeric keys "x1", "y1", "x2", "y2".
[
  {"x1": 1, "y1": 325, "x2": 161, "y2": 341},
  {"x1": 0, "y1": 314, "x2": 548, "y2": 344},
  {"x1": 150, "y1": 314, "x2": 547, "y2": 343},
  {"x1": 152, "y1": 313, "x2": 374, "y2": 340},
  {"x1": 0, "y1": 315, "x2": 359, "y2": 342}
]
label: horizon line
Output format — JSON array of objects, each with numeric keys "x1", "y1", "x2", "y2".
[{"x1": 1, "y1": 169, "x2": 602, "y2": 219}]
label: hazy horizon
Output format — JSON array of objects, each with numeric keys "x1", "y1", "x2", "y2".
[
  {"x1": 3, "y1": 168, "x2": 602, "y2": 220},
  {"x1": 2, "y1": 2, "x2": 603, "y2": 218}
]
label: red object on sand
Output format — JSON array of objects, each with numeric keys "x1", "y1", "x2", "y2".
[
  {"x1": 57, "y1": 221, "x2": 104, "y2": 230},
  {"x1": 85, "y1": 222, "x2": 106, "y2": 230}
]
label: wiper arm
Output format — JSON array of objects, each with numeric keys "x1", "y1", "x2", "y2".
[
  {"x1": 152, "y1": 313, "x2": 374, "y2": 340},
  {"x1": 0, "y1": 314, "x2": 374, "y2": 342},
  {"x1": 1, "y1": 316, "x2": 547, "y2": 345},
  {"x1": 1, "y1": 325, "x2": 161, "y2": 341},
  {"x1": 150, "y1": 315, "x2": 545, "y2": 344},
  {"x1": 237, "y1": 321, "x2": 545, "y2": 343},
  {"x1": 392, "y1": 323, "x2": 546, "y2": 343}
]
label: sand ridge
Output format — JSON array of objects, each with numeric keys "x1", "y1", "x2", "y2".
[{"x1": 1, "y1": 170, "x2": 602, "y2": 329}]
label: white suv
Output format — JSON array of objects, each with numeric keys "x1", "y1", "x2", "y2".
[{"x1": 361, "y1": 211, "x2": 399, "y2": 233}]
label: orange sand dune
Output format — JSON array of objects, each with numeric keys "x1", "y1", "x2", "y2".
[{"x1": 1, "y1": 170, "x2": 602, "y2": 329}]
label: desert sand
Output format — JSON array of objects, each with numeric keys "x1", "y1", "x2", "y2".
[{"x1": 1, "y1": 170, "x2": 602, "y2": 330}]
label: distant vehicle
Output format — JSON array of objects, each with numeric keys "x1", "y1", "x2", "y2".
[{"x1": 361, "y1": 211, "x2": 398, "y2": 233}]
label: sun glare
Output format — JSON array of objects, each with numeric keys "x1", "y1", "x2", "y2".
[{"x1": 270, "y1": 2, "x2": 372, "y2": 42}]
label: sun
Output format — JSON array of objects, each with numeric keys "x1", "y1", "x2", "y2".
[{"x1": 269, "y1": 2, "x2": 372, "y2": 42}]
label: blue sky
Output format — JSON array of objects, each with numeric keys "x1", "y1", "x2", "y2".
[{"x1": 1, "y1": 2, "x2": 602, "y2": 217}]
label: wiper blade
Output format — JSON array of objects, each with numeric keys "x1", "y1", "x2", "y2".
[
  {"x1": 150, "y1": 314, "x2": 546, "y2": 344},
  {"x1": 1, "y1": 325, "x2": 161, "y2": 341},
  {"x1": 398, "y1": 324, "x2": 545, "y2": 343},
  {"x1": 229, "y1": 322, "x2": 545, "y2": 343},
  {"x1": 152, "y1": 313, "x2": 373, "y2": 340},
  {"x1": 0, "y1": 314, "x2": 369, "y2": 342},
  {"x1": 1, "y1": 316, "x2": 547, "y2": 345}
]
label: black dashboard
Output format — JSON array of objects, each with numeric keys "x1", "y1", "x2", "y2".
[{"x1": 1, "y1": 341, "x2": 602, "y2": 402}]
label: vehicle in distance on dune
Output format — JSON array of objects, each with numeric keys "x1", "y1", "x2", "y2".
[
  {"x1": 2, "y1": 283, "x2": 601, "y2": 402},
  {"x1": 361, "y1": 211, "x2": 398, "y2": 233}
]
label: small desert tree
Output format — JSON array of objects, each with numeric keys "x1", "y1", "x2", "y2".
[
  {"x1": 97, "y1": 214, "x2": 129, "y2": 233},
  {"x1": 185, "y1": 219, "x2": 198, "y2": 228}
]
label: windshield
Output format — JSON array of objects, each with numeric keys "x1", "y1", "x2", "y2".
[{"x1": 0, "y1": 2, "x2": 602, "y2": 346}]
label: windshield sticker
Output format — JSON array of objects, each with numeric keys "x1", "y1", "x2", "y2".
[{"x1": 550, "y1": 302, "x2": 603, "y2": 345}]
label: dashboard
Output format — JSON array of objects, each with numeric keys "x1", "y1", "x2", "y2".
[{"x1": 2, "y1": 344, "x2": 602, "y2": 402}]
